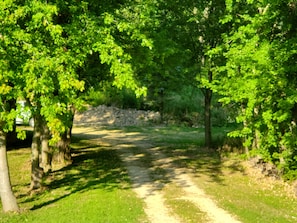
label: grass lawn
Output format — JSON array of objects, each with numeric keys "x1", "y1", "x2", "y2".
[
  {"x1": 0, "y1": 137, "x2": 147, "y2": 223},
  {"x1": 1, "y1": 125, "x2": 297, "y2": 223}
]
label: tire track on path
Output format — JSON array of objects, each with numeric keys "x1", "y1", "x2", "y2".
[
  {"x1": 117, "y1": 144, "x2": 180, "y2": 223},
  {"x1": 113, "y1": 134, "x2": 242, "y2": 223},
  {"x1": 149, "y1": 147, "x2": 241, "y2": 223}
]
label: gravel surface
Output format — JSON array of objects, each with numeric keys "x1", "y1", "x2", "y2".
[{"x1": 74, "y1": 105, "x2": 160, "y2": 127}]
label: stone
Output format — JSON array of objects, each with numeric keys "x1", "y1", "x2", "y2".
[{"x1": 74, "y1": 105, "x2": 160, "y2": 127}]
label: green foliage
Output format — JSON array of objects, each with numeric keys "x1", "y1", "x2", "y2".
[
  {"x1": 0, "y1": 0, "x2": 162, "y2": 143},
  {"x1": 85, "y1": 86, "x2": 144, "y2": 109},
  {"x1": 209, "y1": 0, "x2": 297, "y2": 179}
]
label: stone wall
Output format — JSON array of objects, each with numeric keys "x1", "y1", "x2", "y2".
[{"x1": 74, "y1": 105, "x2": 160, "y2": 127}]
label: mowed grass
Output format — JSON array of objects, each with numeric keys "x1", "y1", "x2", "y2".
[
  {"x1": 163, "y1": 183, "x2": 210, "y2": 223},
  {"x1": 0, "y1": 136, "x2": 147, "y2": 223}
]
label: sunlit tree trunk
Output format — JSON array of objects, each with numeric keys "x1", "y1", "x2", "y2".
[
  {"x1": 41, "y1": 119, "x2": 52, "y2": 174},
  {"x1": 57, "y1": 107, "x2": 74, "y2": 164},
  {"x1": 57, "y1": 129, "x2": 72, "y2": 164},
  {"x1": 0, "y1": 129, "x2": 19, "y2": 212},
  {"x1": 30, "y1": 113, "x2": 43, "y2": 190}
]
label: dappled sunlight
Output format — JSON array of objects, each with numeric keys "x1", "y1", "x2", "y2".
[
  {"x1": 21, "y1": 141, "x2": 131, "y2": 210},
  {"x1": 72, "y1": 126, "x2": 237, "y2": 187}
]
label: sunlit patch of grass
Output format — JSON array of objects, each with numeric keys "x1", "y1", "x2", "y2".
[
  {"x1": 123, "y1": 126, "x2": 205, "y2": 146},
  {"x1": 164, "y1": 183, "x2": 209, "y2": 222},
  {"x1": 193, "y1": 168, "x2": 297, "y2": 223},
  {"x1": 7, "y1": 148, "x2": 31, "y2": 200},
  {"x1": 1, "y1": 139, "x2": 148, "y2": 223}
]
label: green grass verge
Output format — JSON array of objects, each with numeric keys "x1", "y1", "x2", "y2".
[
  {"x1": 1, "y1": 139, "x2": 147, "y2": 223},
  {"x1": 164, "y1": 183, "x2": 209, "y2": 223}
]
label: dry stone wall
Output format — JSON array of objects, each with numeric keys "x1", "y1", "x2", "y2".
[{"x1": 74, "y1": 105, "x2": 160, "y2": 127}]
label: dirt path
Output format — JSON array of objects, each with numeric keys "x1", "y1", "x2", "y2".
[
  {"x1": 117, "y1": 144, "x2": 180, "y2": 223},
  {"x1": 73, "y1": 127, "x2": 241, "y2": 223}
]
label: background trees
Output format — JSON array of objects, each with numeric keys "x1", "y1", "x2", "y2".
[
  {"x1": 146, "y1": 0, "x2": 229, "y2": 147},
  {"x1": 210, "y1": 0, "x2": 297, "y2": 179}
]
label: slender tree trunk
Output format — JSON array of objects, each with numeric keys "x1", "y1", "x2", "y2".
[
  {"x1": 204, "y1": 87, "x2": 212, "y2": 148},
  {"x1": 204, "y1": 70, "x2": 213, "y2": 148},
  {"x1": 241, "y1": 105, "x2": 250, "y2": 155},
  {"x1": 30, "y1": 114, "x2": 43, "y2": 190},
  {"x1": 0, "y1": 129, "x2": 19, "y2": 212},
  {"x1": 159, "y1": 88, "x2": 164, "y2": 123},
  {"x1": 40, "y1": 119, "x2": 52, "y2": 174},
  {"x1": 251, "y1": 107, "x2": 260, "y2": 155}
]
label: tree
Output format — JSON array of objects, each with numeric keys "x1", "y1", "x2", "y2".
[
  {"x1": 1, "y1": 0, "x2": 161, "y2": 195},
  {"x1": 0, "y1": 0, "x2": 25, "y2": 212},
  {"x1": 155, "y1": 0, "x2": 227, "y2": 147},
  {"x1": 210, "y1": 0, "x2": 297, "y2": 179},
  {"x1": 0, "y1": 130, "x2": 19, "y2": 212}
]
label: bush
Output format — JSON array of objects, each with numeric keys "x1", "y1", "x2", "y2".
[
  {"x1": 84, "y1": 85, "x2": 236, "y2": 128},
  {"x1": 159, "y1": 86, "x2": 235, "y2": 127},
  {"x1": 84, "y1": 86, "x2": 145, "y2": 109}
]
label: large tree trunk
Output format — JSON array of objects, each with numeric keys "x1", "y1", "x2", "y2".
[
  {"x1": 57, "y1": 129, "x2": 72, "y2": 164},
  {"x1": 30, "y1": 114, "x2": 43, "y2": 190},
  {"x1": 56, "y1": 108, "x2": 74, "y2": 164},
  {"x1": 40, "y1": 119, "x2": 52, "y2": 174},
  {"x1": 0, "y1": 129, "x2": 19, "y2": 212}
]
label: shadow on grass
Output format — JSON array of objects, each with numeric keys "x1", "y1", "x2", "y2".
[
  {"x1": 120, "y1": 127, "x2": 247, "y2": 185},
  {"x1": 27, "y1": 140, "x2": 130, "y2": 210},
  {"x1": 168, "y1": 147, "x2": 227, "y2": 184},
  {"x1": 7, "y1": 129, "x2": 33, "y2": 150}
]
